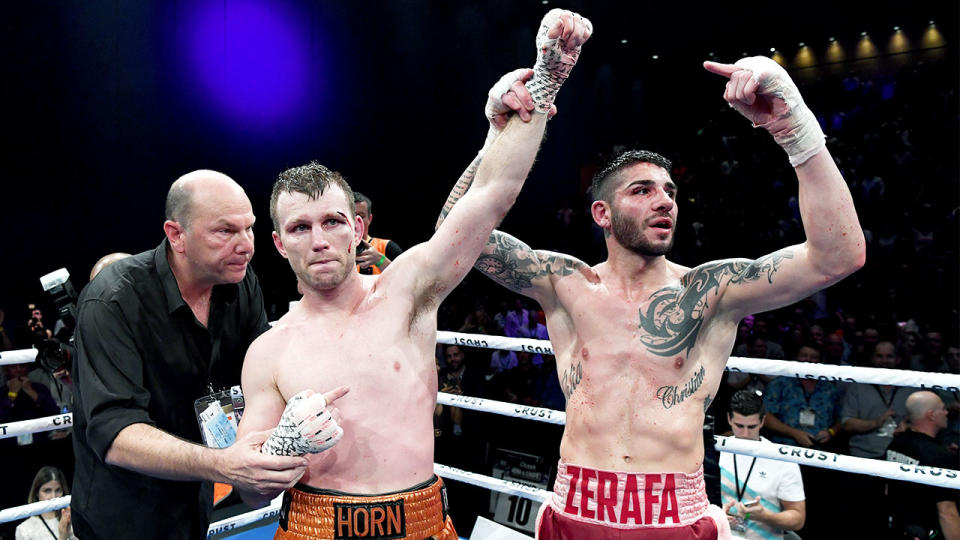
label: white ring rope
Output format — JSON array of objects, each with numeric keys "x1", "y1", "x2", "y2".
[
  {"x1": 205, "y1": 496, "x2": 282, "y2": 538},
  {"x1": 437, "y1": 331, "x2": 960, "y2": 391},
  {"x1": 3, "y1": 330, "x2": 956, "y2": 533},
  {"x1": 0, "y1": 348, "x2": 37, "y2": 366},
  {"x1": 0, "y1": 496, "x2": 70, "y2": 524},
  {"x1": 6, "y1": 332, "x2": 959, "y2": 390},
  {"x1": 436, "y1": 392, "x2": 960, "y2": 490},
  {"x1": 0, "y1": 413, "x2": 72, "y2": 439}
]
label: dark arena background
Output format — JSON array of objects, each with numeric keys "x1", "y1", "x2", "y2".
[{"x1": 1, "y1": 1, "x2": 957, "y2": 538}]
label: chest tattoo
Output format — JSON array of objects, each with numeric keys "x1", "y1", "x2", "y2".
[
  {"x1": 656, "y1": 366, "x2": 706, "y2": 409},
  {"x1": 637, "y1": 250, "x2": 793, "y2": 357},
  {"x1": 560, "y1": 361, "x2": 583, "y2": 398}
]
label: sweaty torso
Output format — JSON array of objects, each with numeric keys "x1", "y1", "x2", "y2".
[
  {"x1": 547, "y1": 262, "x2": 738, "y2": 473},
  {"x1": 269, "y1": 278, "x2": 439, "y2": 493}
]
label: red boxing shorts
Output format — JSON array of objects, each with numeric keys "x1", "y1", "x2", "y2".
[
  {"x1": 274, "y1": 475, "x2": 457, "y2": 540},
  {"x1": 536, "y1": 460, "x2": 732, "y2": 539}
]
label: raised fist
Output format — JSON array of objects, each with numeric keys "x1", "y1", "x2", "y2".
[{"x1": 526, "y1": 9, "x2": 592, "y2": 113}]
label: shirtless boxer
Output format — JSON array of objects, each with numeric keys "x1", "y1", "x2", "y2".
[
  {"x1": 235, "y1": 10, "x2": 592, "y2": 540},
  {"x1": 437, "y1": 57, "x2": 865, "y2": 538}
]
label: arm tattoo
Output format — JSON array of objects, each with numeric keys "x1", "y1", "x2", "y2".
[
  {"x1": 638, "y1": 250, "x2": 794, "y2": 357},
  {"x1": 476, "y1": 237, "x2": 589, "y2": 292},
  {"x1": 539, "y1": 253, "x2": 588, "y2": 278},
  {"x1": 656, "y1": 366, "x2": 706, "y2": 410},
  {"x1": 561, "y1": 361, "x2": 583, "y2": 398},
  {"x1": 436, "y1": 153, "x2": 482, "y2": 229},
  {"x1": 475, "y1": 234, "x2": 540, "y2": 290}
]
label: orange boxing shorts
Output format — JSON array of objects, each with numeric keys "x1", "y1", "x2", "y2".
[
  {"x1": 274, "y1": 475, "x2": 457, "y2": 540},
  {"x1": 536, "y1": 461, "x2": 732, "y2": 539}
]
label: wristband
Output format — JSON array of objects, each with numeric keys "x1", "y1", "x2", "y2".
[
  {"x1": 377, "y1": 255, "x2": 386, "y2": 267},
  {"x1": 744, "y1": 513, "x2": 751, "y2": 521},
  {"x1": 7, "y1": 391, "x2": 17, "y2": 400},
  {"x1": 827, "y1": 428, "x2": 836, "y2": 436}
]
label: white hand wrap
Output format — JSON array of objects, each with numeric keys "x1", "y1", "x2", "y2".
[
  {"x1": 261, "y1": 390, "x2": 343, "y2": 456},
  {"x1": 482, "y1": 68, "x2": 529, "y2": 149},
  {"x1": 731, "y1": 57, "x2": 825, "y2": 167},
  {"x1": 526, "y1": 9, "x2": 591, "y2": 114}
]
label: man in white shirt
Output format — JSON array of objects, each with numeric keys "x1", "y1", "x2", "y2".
[{"x1": 720, "y1": 390, "x2": 806, "y2": 540}]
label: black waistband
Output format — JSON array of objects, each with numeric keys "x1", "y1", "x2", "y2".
[{"x1": 292, "y1": 475, "x2": 439, "y2": 497}]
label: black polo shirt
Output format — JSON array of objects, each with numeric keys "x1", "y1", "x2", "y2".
[
  {"x1": 71, "y1": 240, "x2": 270, "y2": 540},
  {"x1": 886, "y1": 429, "x2": 958, "y2": 537}
]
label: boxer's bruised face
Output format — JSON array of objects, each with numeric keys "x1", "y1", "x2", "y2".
[
  {"x1": 607, "y1": 162, "x2": 677, "y2": 256},
  {"x1": 273, "y1": 186, "x2": 362, "y2": 291}
]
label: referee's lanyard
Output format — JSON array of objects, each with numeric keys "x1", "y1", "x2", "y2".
[{"x1": 734, "y1": 454, "x2": 757, "y2": 502}]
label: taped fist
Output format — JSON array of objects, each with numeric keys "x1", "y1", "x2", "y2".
[
  {"x1": 261, "y1": 386, "x2": 348, "y2": 456},
  {"x1": 526, "y1": 9, "x2": 593, "y2": 113},
  {"x1": 704, "y1": 56, "x2": 825, "y2": 166}
]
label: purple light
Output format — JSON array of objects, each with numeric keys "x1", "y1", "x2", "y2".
[{"x1": 182, "y1": 0, "x2": 311, "y2": 127}]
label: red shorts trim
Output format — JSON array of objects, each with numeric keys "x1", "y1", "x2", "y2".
[{"x1": 535, "y1": 461, "x2": 732, "y2": 539}]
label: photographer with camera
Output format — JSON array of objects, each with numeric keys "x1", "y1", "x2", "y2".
[{"x1": 25, "y1": 305, "x2": 53, "y2": 345}]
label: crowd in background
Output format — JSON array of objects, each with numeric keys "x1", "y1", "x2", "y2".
[{"x1": 0, "y1": 58, "x2": 956, "y2": 539}]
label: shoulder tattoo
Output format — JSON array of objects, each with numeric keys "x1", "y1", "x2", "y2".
[{"x1": 638, "y1": 250, "x2": 793, "y2": 357}]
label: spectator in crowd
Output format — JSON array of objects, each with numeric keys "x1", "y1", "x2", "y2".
[
  {"x1": 516, "y1": 311, "x2": 549, "y2": 366},
  {"x1": 763, "y1": 344, "x2": 844, "y2": 448},
  {"x1": 885, "y1": 391, "x2": 960, "y2": 540},
  {"x1": 823, "y1": 332, "x2": 850, "y2": 365},
  {"x1": 1, "y1": 363, "x2": 60, "y2": 447},
  {"x1": 840, "y1": 341, "x2": 917, "y2": 536},
  {"x1": 910, "y1": 330, "x2": 950, "y2": 373},
  {"x1": 15, "y1": 466, "x2": 75, "y2": 540},
  {"x1": 28, "y1": 365, "x2": 73, "y2": 439},
  {"x1": 458, "y1": 303, "x2": 494, "y2": 335},
  {"x1": 727, "y1": 336, "x2": 775, "y2": 395},
  {"x1": 762, "y1": 343, "x2": 846, "y2": 538},
  {"x1": 721, "y1": 390, "x2": 806, "y2": 540},
  {"x1": 490, "y1": 348, "x2": 518, "y2": 374},
  {"x1": 808, "y1": 324, "x2": 825, "y2": 348},
  {"x1": 353, "y1": 191, "x2": 403, "y2": 274},
  {"x1": 501, "y1": 298, "x2": 530, "y2": 338},
  {"x1": 495, "y1": 351, "x2": 542, "y2": 406}
]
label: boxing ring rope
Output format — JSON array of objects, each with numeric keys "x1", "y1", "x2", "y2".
[
  {"x1": 0, "y1": 348, "x2": 37, "y2": 366},
  {"x1": 2, "y1": 331, "x2": 958, "y2": 536}
]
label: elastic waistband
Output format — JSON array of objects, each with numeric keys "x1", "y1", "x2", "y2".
[
  {"x1": 551, "y1": 460, "x2": 710, "y2": 529},
  {"x1": 276, "y1": 476, "x2": 448, "y2": 540}
]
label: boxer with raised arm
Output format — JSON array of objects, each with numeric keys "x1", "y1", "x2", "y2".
[
  {"x1": 438, "y1": 56, "x2": 865, "y2": 539},
  {"x1": 235, "y1": 10, "x2": 591, "y2": 539}
]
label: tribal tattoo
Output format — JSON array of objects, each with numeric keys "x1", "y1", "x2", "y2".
[
  {"x1": 638, "y1": 250, "x2": 793, "y2": 357},
  {"x1": 656, "y1": 366, "x2": 706, "y2": 410}
]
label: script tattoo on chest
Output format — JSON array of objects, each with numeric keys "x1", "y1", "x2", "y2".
[
  {"x1": 560, "y1": 361, "x2": 583, "y2": 397},
  {"x1": 637, "y1": 250, "x2": 793, "y2": 357},
  {"x1": 656, "y1": 366, "x2": 706, "y2": 409}
]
